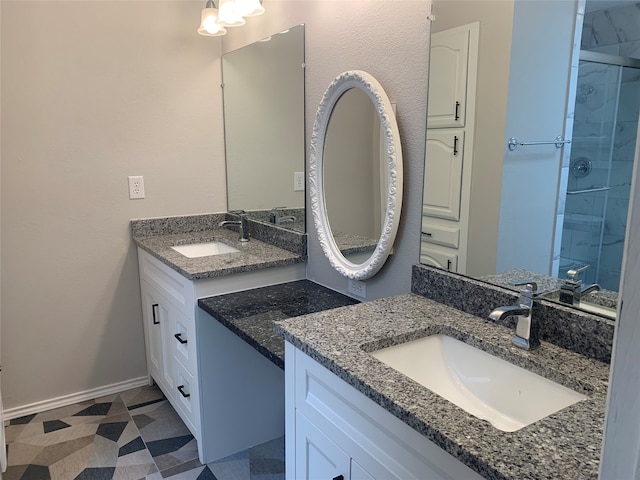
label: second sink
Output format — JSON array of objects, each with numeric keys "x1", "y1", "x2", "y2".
[
  {"x1": 370, "y1": 334, "x2": 586, "y2": 432},
  {"x1": 171, "y1": 241, "x2": 240, "y2": 258}
]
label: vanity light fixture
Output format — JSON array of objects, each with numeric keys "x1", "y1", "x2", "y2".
[
  {"x1": 197, "y1": 0, "x2": 227, "y2": 36},
  {"x1": 197, "y1": 0, "x2": 264, "y2": 36}
]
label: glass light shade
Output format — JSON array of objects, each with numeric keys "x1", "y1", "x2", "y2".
[
  {"x1": 217, "y1": 0, "x2": 246, "y2": 27},
  {"x1": 198, "y1": 7, "x2": 227, "y2": 36},
  {"x1": 236, "y1": 0, "x2": 265, "y2": 17}
]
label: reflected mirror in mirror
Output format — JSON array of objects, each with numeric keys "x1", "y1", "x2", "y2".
[
  {"x1": 223, "y1": 24, "x2": 306, "y2": 233},
  {"x1": 310, "y1": 70, "x2": 403, "y2": 280},
  {"x1": 420, "y1": 0, "x2": 639, "y2": 319}
]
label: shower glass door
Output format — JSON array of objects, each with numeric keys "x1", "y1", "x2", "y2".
[{"x1": 560, "y1": 57, "x2": 640, "y2": 291}]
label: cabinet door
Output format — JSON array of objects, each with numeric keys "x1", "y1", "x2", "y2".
[
  {"x1": 351, "y1": 459, "x2": 375, "y2": 480},
  {"x1": 141, "y1": 281, "x2": 174, "y2": 393},
  {"x1": 423, "y1": 130, "x2": 464, "y2": 220},
  {"x1": 427, "y1": 27, "x2": 469, "y2": 128},
  {"x1": 295, "y1": 411, "x2": 350, "y2": 480}
]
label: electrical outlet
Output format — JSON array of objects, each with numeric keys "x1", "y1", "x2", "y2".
[
  {"x1": 128, "y1": 176, "x2": 145, "y2": 199},
  {"x1": 294, "y1": 172, "x2": 305, "y2": 191},
  {"x1": 348, "y1": 279, "x2": 367, "y2": 298}
]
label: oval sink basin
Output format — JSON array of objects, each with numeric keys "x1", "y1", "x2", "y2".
[
  {"x1": 370, "y1": 334, "x2": 586, "y2": 432},
  {"x1": 171, "y1": 241, "x2": 239, "y2": 258}
]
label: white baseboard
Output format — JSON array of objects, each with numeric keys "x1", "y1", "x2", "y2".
[{"x1": 3, "y1": 376, "x2": 150, "y2": 421}]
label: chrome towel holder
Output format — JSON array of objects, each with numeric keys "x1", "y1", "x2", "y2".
[{"x1": 508, "y1": 135, "x2": 571, "y2": 151}]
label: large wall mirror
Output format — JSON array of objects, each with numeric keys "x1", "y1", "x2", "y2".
[
  {"x1": 421, "y1": 0, "x2": 640, "y2": 318},
  {"x1": 223, "y1": 24, "x2": 306, "y2": 232},
  {"x1": 310, "y1": 70, "x2": 403, "y2": 280}
]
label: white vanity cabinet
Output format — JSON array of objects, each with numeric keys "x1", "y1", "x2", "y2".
[
  {"x1": 286, "y1": 343, "x2": 483, "y2": 480},
  {"x1": 137, "y1": 247, "x2": 305, "y2": 463}
]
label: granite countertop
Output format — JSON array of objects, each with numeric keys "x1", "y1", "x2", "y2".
[
  {"x1": 133, "y1": 224, "x2": 304, "y2": 281},
  {"x1": 274, "y1": 293, "x2": 609, "y2": 480},
  {"x1": 480, "y1": 268, "x2": 618, "y2": 310},
  {"x1": 198, "y1": 280, "x2": 359, "y2": 369}
]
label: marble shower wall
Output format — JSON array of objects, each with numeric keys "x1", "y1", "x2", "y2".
[
  {"x1": 582, "y1": 2, "x2": 640, "y2": 58},
  {"x1": 560, "y1": 3, "x2": 640, "y2": 290}
]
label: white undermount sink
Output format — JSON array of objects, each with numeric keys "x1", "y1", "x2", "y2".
[
  {"x1": 371, "y1": 334, "x2": 586, "y2": 432},
  {"x1": 171, "y1": 241, "x2": 239, "y2": 258}
]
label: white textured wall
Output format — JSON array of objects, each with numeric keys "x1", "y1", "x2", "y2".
[
  {"x1": 600, "y1": 121, "x2": 640, "y2": 480},
  {"x1": 1, "y1": 1, "x2": 226, "y2": 410},
  {"x1": 223, "y1": 0, "x2": 430, "y2": 299}
]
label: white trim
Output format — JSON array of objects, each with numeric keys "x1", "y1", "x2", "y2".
[
  {"x1": 3, "y1": 376, "x2": 149, "y2": 421},
  {"x1": 309, "y1": 70, "x2": 403, "y2": 280}
]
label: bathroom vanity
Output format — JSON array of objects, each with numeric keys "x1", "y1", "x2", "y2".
[
  {"x1": 131, "y1": 213, "x2": 307, "y2": 463},
  {"x1": 275, "y1": 291, "x2": 609, "y2": 480}
]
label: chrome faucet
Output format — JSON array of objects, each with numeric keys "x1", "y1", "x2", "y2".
[
  {"x1": 219, "y1": 213, "x2": 250, "y2": 242},
  {"x1": 489, "y1": 281, "x2": 540, "y2": 350},
  {"x1": 268, "y1": 207, "x2": 296, "y2": 225},
  {"x1": 559, "y1": 265, "x2": 601, "y2": 306}
]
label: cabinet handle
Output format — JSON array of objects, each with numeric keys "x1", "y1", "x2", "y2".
[
  {"x1": 152, "y1": 303, "x2": 160, "y2": 325},
  {"x1": 454, "y1": 101, "x2": 460, "y2": 121},
  {"x1": 453, "y1": 135, "x2": 459, "y2": 156},
  {"x1": 422, "y1": 231, "x2": 432, "y2": 237},
  {"x1": 177, "y1": 385, "x2": 191, "y2": 398},
  {"x1": 447, "y1": 259, "x2": 452, "y2": 271},
  {"x1": 332, "y1": 476, "x2": 344, "y2": 480},
  {"x1": 174, "y1": 333, "x2": 188, "y2": 345}
]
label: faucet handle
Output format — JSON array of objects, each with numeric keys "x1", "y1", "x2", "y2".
[
  {"x1": 513, "y1": 281, "x2": 538, "y2": 294},
  {"x1": 567, "y1": 265, "x2": 589, "y2": 281}
]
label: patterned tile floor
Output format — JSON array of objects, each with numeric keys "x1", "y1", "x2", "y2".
[{"x1": 4, "y1": 384, "x2": 285, "y2": 480}]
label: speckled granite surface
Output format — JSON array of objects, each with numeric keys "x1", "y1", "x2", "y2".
[
  {"x1": 480, "y1": 268, "x2": 619, "y2": 310},
  {"x1": 274, "y1": 294, "x2": 609, "y2": 480},
  {"x1": 244, "y1": 208, "x2": 306, "y2": 234},
  {"x1": 332, "y1": 231, "x2": 377, "y2": 255},
  {"x1": 131, "y1": 213, "x2": 306, "y2": 280},
  {"x1": 198, "y1": 280, "x2": 359, "y2": 369},
  {"x1": 413, "y1": 265, "x2": 615, "y2": 364}
]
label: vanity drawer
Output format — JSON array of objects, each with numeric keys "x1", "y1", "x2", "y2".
[
  {"x1": 168, "y1": 308, "x2": 197, "y2": 374},
  {"x1": 420, "y1": 244, "x2": 458, "y2": 273},
  {"x1": 171, "y1": 360, "x2": 198, "y2": 436},
  {"x1": 421, "y1": 222, "x2": 460, "y2": 248}
]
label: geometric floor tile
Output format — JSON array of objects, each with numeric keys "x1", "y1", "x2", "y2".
[{"x1": 5, "y1": 384, "x2": 285, "y2": 480}]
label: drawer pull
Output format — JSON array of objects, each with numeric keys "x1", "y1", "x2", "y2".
[
  {"x1": 174, "y1": 333, "x2": 188, "y2": 345},
  {"x1": 332, "y1": 476, "x2": 344, "y2": 480},
  {"x1": 422, "y1": 231, "x2": 432, "y2": 237},
  {"x1": 177, "y1": 385, "x2": 191, "y2": 398},
  {"x1": 152, "y1": 304, "x2": 160, "y2": 325}
]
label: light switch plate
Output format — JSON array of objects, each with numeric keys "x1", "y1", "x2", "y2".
[{"x1": 294, "y1": 172, "x2": 305, "y2": 191}]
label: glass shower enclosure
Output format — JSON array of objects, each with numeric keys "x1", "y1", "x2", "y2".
[{"x1": 559, "y1": 53, "x2": 640, "y2": 291}]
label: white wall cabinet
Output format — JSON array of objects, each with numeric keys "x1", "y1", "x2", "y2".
[
  {"x1": 423, "y1": 22, "x2": 479, "y2": 274},
  {"x1": 137, "y1": 247, "x2": 305, "y2": 464},
  {"x1": 423, "y1": 130, "x2": 465, "y2": 221},
  {"x1": 285, "y1": 342, "x2": 484, "y2": 480},
  {"x1": 427, "y1": 27, "x2": 470, "y2": 128}
]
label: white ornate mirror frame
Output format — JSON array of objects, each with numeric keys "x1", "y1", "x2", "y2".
[{"x1": 309, "y1": 70, "x2": 403, "y2": 280}]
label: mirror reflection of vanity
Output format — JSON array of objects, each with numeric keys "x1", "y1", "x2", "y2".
[
  {"x1": 421, "y1": 0, "x2": 640, "y2": 318},
  {"x1": 223, "y1": 24, "x2": 306, "y2": 233}
]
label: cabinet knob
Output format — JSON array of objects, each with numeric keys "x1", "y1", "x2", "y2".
[
  {"x1": 152, "y1": 304, "x2": 160, "y2": 325},
  {"x1": 174, "y1": 333, "x2": 188, "y2": 345}
]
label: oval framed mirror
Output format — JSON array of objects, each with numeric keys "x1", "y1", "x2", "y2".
[{"x1": 309, "y1": 70, "x2": 403, "y2": 280}]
